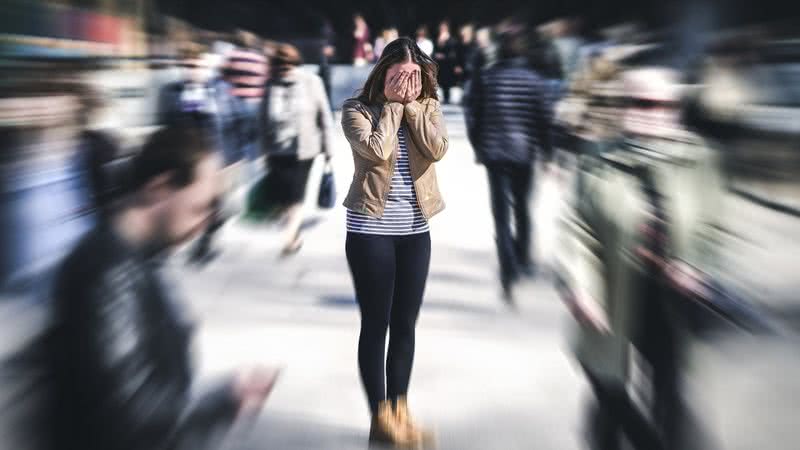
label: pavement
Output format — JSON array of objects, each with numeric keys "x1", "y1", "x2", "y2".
[{"x1": 174, "y1": 105, "x2": 586, "y2": 450}]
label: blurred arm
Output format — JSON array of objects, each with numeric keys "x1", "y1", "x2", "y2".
[
  {"x1": 83, "y1": 271, "x2": 238, "y2": 449},
  {"x1": 463, "y1": 70, "x2": 484, "y2": 160},
  {"x1": 313, "y1": 75, "x2": 335, "y2": 158},
  {"x1": 403, "y1": 99, "x2": 448, "y2": 162},
  {"x1": 536, "y1": 79, "x2": 558, "y2": 164},
  {"x1": 557, "y1": 172, "x2": 609, "y2": 331},
  {"x1": 341, "y1": 99, "x2": 403, "y2": 162}
]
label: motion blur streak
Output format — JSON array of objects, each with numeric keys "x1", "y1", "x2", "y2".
[{"x1": 1, "y1": 1, "x2": 799, "y2": 450}]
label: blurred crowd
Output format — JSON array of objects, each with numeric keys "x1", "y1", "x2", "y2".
[
  {"x1": 464, "y1": 15, "x2": 800, "y2": 450},
  {"x1": 1, "y1": 1, "x2": 799, "y2": 449}
]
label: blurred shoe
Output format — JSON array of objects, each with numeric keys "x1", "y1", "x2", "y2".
[
  {"x1": 501, "y1": 273, "x2": 518, "y2": 308},
  {"x1": 279, "y1": 237, "x2": 304, "y2": 258},
  {"x1": 519, "y1": 263, "x2": 537, "y2": 279},
  {"x1": 369, "y1": 401, "x2": 420, "y2": 448},
  {"x1": 187, "y1": 240, "x2": 220, "y2": 267},
  {"x1": 394, "y1": 397, "x2": 435, "y2": 447}
]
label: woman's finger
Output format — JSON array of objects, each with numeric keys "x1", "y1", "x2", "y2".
[
  {"x1": 387, "y1": 72, "x2": 399, "y2": 90},
  {"x1": 399, "y1": 74, "x2": 409, "y2": 93},
  {"x1": 398, "y1": 71, "x2": 409, "y2": 89},
  {"x1": 390, "y1": 73, "x2": 401, "y2": 93}
]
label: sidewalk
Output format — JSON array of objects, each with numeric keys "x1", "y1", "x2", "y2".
[{"x1": 173, "y1": 110, "x2": 586, "y2": 450}]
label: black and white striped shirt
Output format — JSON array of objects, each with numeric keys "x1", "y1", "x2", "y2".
[{"x1": 346, "y1": 126, "x2": 430, "y2": 235}]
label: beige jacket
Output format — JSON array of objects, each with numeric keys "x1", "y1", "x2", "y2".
[{"x1": 341, "y1": 97, "x2": 448, "y2": 219}]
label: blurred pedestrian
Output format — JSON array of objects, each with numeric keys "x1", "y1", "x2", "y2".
[
  {"x1": 434, "y1": 20, "x2": 459, "y2": 104},
  {"x1": 463, "y1": 26, "x2": 555, "y2": 303},
  {"x1": 319, "y1": 19, "x2": 337, "y2": 104},
  {"x1": 550, "y1": 17, "x2": 586, "y2": 81},
  {"x1": 556, "y1": 56, "x2": 724, "y2": 450},
  {"x1": 158, "y1": 45, "x2": 245, "y2": 265},
  {"x1": 353, "y1": 13, "x2": 372, "y2": 66},
  {"x1": 374, "y1": 27, "x2": 399, "y2": 61},
  {"x1": 222, "y1": 30, "x2": 268, "y2": 170},
  {"x1": 341, "y1": 36, "x2": 447, "y2": 447},
  {"x1": 45, "y1": 126, "x2": 279, "y2": 450},
  {"x1": 261, "y1": 44, "x2": 334, "y2": 256},
  {"x1": 74, "y1": 84, "x2": 127, "y2": 222},
  {"x1": 473, "y1": 26, "x2": 497, "y2": 70},
  {"x1": 455, "y1": 23, "x2": 477, "y2": 89},
  {"x1": 415, "y1": 25, "x2": 434, "y2": 57}
]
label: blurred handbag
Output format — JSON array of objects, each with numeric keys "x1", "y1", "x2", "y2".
[{"x1": 317, "y1": 158, "x2": 336, "y2": 209}]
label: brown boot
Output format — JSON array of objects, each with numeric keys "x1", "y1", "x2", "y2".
[
  {"x1": 393, "y1": 397, "x2": 436, "y2": 447},
  {"x1": 369, "y1": 401, "x2": 420, "y2": 448}
]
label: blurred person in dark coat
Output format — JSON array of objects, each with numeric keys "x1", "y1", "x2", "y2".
[
  {"x1": 463, "y1": 27, "x2": 555, "y2": 303},
  {"x1": 74, "y1": 83, "x2": 127, "y2": 222},
  {"x1": 45, "y1": 126, "x2": 278, "y2": 450},
  {"x1": 455, "y1": 23, "x2": 477, "y2": 90},
  {"x1": 433, "y1": 20, "x2": 459, "y2": 104}
]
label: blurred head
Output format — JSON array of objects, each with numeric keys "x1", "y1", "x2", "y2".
[
  {"x1": 235, "y1": 29, "x2": 260, "y2": 49},
  {"x1": 354, "y1": 14, "x2": 366, "y2": 28},
  {"x1": 497, "y1": 28, "x2": 528, "y2": 60},
  {"x1": 357, "y1": 37, "x2": 439, "y2": 104},
  {"x1": 460, "y1": 24, "x2": 475, "y2": 43},
  {"x1": 179, "y1": 46, "x2": 213, "y2": 83},
  {"x1": 475, "y1": 27, "x2": 492, "y2": 49},
  {"x1": 130, "y1": 126, "x2": 221, "y2": 250},
  {"x1": 384, "y1": 27, "x2": 399, "y2": 42},
  {"x1": 271, "y1": 43, "x2": 303, "y2": 78},
  {"x1": 579, "y1": 56, "x2": 626, "y2": 139},
  {"x1": 416, "y1": 26, "x2": 429, "y2": 40},
  {"x1": 439, "y1": 21, "x2": 451, "y2": 36},
  {"x1": 622, "y1": 67, "x2": 684, "y2": 138}
]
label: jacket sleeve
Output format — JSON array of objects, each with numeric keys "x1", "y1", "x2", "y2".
[
  {"x1": 313, "y1": 75, "x2": 335, "y2": 158},
  {"x1": 556, "y1": 170, "x2": 608, "y2": 313},
  {"x1": 403, "y1": 99, "x2": 449, "y2": 162},
  {"x1": 341, "y1": 99, "x2": 404, "y2": 162},
  {"x1": 536, "y1": 80, "x2": 559, "y2": 163},
  {"x1": 83, "y1": 270, "x2": 239, "y2": 449}
]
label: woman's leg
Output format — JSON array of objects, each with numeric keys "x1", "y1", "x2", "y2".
[
  {"x1": 281, "y1": 203, "x2": 304, "y2": 253},
  {"x1": 346, "y1": 232, "x2": 397, "y2": 414},
  {"x1": 386, "y1": 232, "x2": 431, "y2": 400},
  {"x1": 279, "y1": 158, "x2": 313, "y2": 254}
]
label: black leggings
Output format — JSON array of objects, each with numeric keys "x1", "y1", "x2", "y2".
[{"x1": 345, "y1": 232, "x2": 431, "y2": 415}]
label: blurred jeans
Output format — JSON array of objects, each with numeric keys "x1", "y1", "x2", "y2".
[{"x1": 485, "y1": 162, "x2": 534, "y2": 282}]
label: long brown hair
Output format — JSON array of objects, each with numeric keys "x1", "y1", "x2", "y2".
[{"x1": 356, "y1": 37, "x2": 439, "y2": 104}]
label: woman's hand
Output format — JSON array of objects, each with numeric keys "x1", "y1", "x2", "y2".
[
  {"x1": 564, "y1": 291, "x2": 611, "y2": 334},
  {"x1": 403, "y1": 70, "x2": 422, "y2": 104},
  {"x1": 233, "y1": 365, "x2": 281, "y2": 419},
  {"x1": 384, "y1": 71, "x2": 410, "y2": 103}
]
